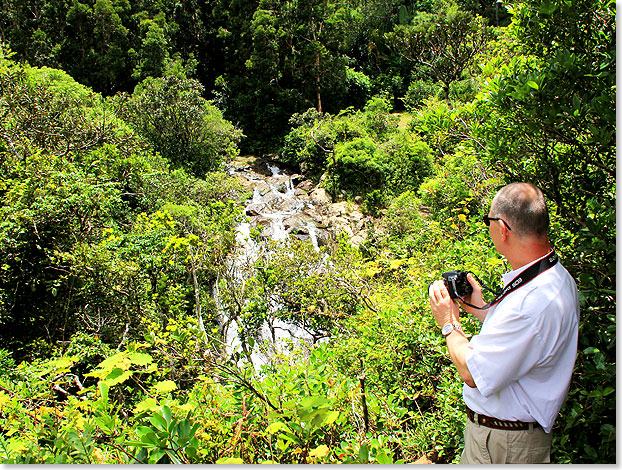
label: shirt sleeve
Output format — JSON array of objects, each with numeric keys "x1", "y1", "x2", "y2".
[{"x1": 465, "y1": 297, "x2": 544, "y2": 397}]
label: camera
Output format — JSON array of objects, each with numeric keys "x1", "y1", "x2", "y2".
[{"x1": 442, "y1": 270, "x2": 473, "y2": 299}]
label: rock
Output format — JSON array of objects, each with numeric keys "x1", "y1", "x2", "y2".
[
  {"x1": 309, "y1": 187, "x2": 332, "y2": 204},
  {"x1": 314, "y1": 229, "x2": 332, "y2": 246},
  {"x1": 251, "y1": 216, "x2": 272, "y2": 227},
  {"x1": 230, "y1": 155, "x2": 382, "y2": 248},
  {"x1": 255, "y1": 182, "x2": 271, "y2": 196},
  {"x1": 245, "y1": 203, "x2": 265, "y2": 216},
  {"x1": 283, "y1": 214, "x2": 313, "y2": 231},
  {"x1": 296, "y1": 180, "x2": 315, "y2": 192},
  {"x1": 413, "y1": 455, "x2": 433, "y2": 464},
  {"x1": 290, "y1": 174, "x2": 304, "y2": 184},
  {"x1": 350, "y1": 234, "x2": 366, "y2": 247}
]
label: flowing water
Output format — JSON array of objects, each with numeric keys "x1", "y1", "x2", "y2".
[{"x1": 217, "y1": 161, "x2": 327, "y2": 369}]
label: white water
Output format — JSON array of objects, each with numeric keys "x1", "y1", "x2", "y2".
[{"x1": 219, "y1": 162, "x2": 325, "y2": 370}]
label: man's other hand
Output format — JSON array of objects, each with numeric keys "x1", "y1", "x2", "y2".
[{"x1": 428, "y1": 280, "x2": 460, "y2": 328}]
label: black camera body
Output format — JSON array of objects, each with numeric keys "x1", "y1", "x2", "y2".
[{"x1": 442, "y1": 270, "x2": 473, "y2": 299}]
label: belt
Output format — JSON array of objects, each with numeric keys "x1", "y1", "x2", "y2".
[{"x1": 466, "y1": 406, "x2": 541, "y2": 431}]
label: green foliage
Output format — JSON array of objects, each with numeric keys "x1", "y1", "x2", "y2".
[
  {"x1": 122, "y1": 74, "x2": 243, "y2": 177},
  {"x1": 386, "y1": 7, "x2": 494, "y2": 104},
  {"x1": 129, "y1": 405, "x2": 200, "y2": 464},
  {"x1": 0, "y1": 56, "x2": 243, "y2": 354},
  {"x1": 403, "y1": 79, "x2": 441, "y2": 110},
  {"x1": 325, "y1": 137, "x2": 387, "y2": 198},
  {"x1": 280, "y1": 97, "x2": 432, "y2": 204},
  {"x1": 218, "y1": 237, "x2": 366, "y2": 353},
  {"x1": 0, "y1": 0, "x2": 615, "y2": 464}
]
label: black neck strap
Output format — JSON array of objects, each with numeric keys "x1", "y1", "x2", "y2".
[{"x1": 460, "y1": 251, "x2": 559, "y2": 310}]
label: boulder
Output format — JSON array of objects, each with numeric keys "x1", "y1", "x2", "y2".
[
  {"x1": 245, "y1": 203, "x2": 265, "y2": 216},
  {"x1": 296, "y1": 180, "x2": 315, "y2": 192},
  {"x1": 309, "y1": 187, "x2": 332, "y2": 204}
]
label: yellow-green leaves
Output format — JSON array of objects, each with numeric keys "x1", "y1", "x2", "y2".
[
  {"x1": 309, "y1": 444, "x2": 330, "y2": 459},
  {"x1": 153, "y1": 380, "x2": 177, "y2": 394},
  {"x1": 86, "y1": 350, "x2": 154, "y2": 386},
  {"x1": 216, "y1": 457, "x2": 244, "y2": 464},
  {"x1": 266, "y1": 422, "x2": 289, "y2": 434},
  {"x1": 0, "y1": 391, "x2": 10, "y2": 409}
]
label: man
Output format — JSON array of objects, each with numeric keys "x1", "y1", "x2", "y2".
[{"x1": 428, "y1": 182, "x2": 579, "y2": 464}]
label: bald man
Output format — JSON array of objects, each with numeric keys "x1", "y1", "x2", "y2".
[{"x1": 429, "y1": 183, "x2": 579, "y2": 464}]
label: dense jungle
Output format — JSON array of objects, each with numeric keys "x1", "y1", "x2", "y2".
[{"x1": 0, "y1": 0, "x2": 615, "y2": 463}]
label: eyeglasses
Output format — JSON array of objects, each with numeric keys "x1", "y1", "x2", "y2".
[{"x1": 483, "y1": 215, "x2": 512, "y2": 231}]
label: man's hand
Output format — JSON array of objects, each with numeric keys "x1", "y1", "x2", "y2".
[
  {"x1": 428, "y1": 279, "x2": 460, "y2": 328},
  {"x1": 458, "y1": 273, "x2": 489, "y2": 322},
  {"x1": 428, "y1": 279, "x2": 476, "y2": 388}
]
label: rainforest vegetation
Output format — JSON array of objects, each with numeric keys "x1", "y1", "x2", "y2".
[{"x1": 0, "y1": 0, "x2": 615, "y2": 463}]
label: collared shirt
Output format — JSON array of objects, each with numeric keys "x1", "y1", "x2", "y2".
[{"x1": 463, "y1": 252, "x2": 580, "y2": 433}]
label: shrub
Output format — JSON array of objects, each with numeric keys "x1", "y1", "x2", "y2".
[
  {"x1": 122, "y1": 75, "x2": 243, "y2": 177},
  {"x1": 403, "y1": 79, "x2": 441, "y2": 110}
]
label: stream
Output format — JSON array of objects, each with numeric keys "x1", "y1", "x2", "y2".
[{"x1": 217, "y1": 158, "x2": 341, "y2": 369}]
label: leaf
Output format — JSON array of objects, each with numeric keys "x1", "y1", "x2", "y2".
[
  {"x1": 49, "y1": 357, "x2": 75, "y2": 371},
  {"x1": 323, "y1": 410, "x2": 340, "y2": 426},
  {"x1": 94, "y1": 352, "x2": 129, "y2": 372},
  {"x1": 358, "y1": 444, "x2": 369, "y2": 463},
  {"x1": 299, "y1": 396, "x2": 329, "y2": 410},
  {"x1": 389, "y1": 259, "x2": 405, "y2": 270},
  {"x1": 601, "y1": 424, "x2": 615, "y2": 434},
  {"x1": 153, "y1": 380, "x2": 177, "y2": 394},
  {"x1": 526, "y1": 80, "x2": 539, "y2": 90},
  {"x1": 266, "y1": 422, "x2": 288, "y2": 434},
  {"x1": 149, "y1": 413, "x2": 168, "y2": 432},
  {"x1": 376, "y1": 449, "x2": 392, "y2": 464},
  {"x1": 177, "y1": 402, "x2": 195, "y2": 412},
  {"x1": 128, "y1": 352, "x2": 153, "y2": 366},
  {"x1": 309, "y1": 445, "x2": 330, "y2": 458},
  {"x1": 99, "y1": 382, "x2": 109, "y2": 406},
  {"x1": 134, "y1": 397, "x2": 159, "y2": 414},
  {"x1": 162, "y1": 405, "x2": 173, "y2": 425},
  {"x1": 216, "y1": 457, "x2": 244, "y2": 464},
  {"x1": 0, "y1": 391, "x2": 10, "y2": 409},
  {"x1": 103, "y1": 368, "x2": 133, "y2": 386},
  {"x1": 457, "y1": 213, "x2": 467, "y2": 222}
]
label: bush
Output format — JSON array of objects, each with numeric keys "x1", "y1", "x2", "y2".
[
  {"x1": 324, "y1": 137, "x2": 389, "y2": 199},
  {"x1": 122, "y1": 74, "x2": 243, "y2": 177},
  {"x1": 403, "y1": 79, "x2": 441, "y2": 110}
]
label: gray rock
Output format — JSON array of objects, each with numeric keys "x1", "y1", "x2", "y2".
[{"x1": 309, "y1": 188, "x2": 332, "y2": 204}]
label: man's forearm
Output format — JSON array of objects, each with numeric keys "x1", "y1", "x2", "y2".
[
  {"x1": 445, "y1": 329, "x2": 476, "y2": 388},
  {"x1": 463, "y1": 306, "x2": 488, "y2": 323}
]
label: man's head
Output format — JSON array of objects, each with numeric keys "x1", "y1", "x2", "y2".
[{"x1": 490, "y1": 183, "x2": 549, "y2": 240}]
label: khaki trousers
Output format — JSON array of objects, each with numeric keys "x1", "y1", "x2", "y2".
[{"x1": 460, "y1": 418, "x2": 552, "y2": 464}]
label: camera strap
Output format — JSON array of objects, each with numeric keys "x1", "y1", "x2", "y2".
[{"x1": 460, "y1": 251, "x2": 559, "y2": 310}]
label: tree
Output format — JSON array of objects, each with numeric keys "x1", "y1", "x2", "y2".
[
  {"x1": 248, "y1": 0, "x2": 355, "y2": 113},
  {"x1": 385, "y1": 7, "x2": 493, "y2": 106},
  {"x1": 122, "y1": 74, "x2": 243, "y2": 176}
]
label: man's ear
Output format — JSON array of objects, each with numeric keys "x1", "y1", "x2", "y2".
[{"x1": 501, "y1": 222, "x2": 511, "y2": 241}]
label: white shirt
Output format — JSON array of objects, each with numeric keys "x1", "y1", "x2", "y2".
[{"x1": 463, "y1": 252, "x2": 580, "y2": 433}]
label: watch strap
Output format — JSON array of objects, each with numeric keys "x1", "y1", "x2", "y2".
[{"x1": 441, "y1": 323, "x2": 463, "y2": 336}]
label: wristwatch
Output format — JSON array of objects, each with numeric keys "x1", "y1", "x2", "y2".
[{"x1": 441, "y1": 323, "x2": 463, "y2": 336}]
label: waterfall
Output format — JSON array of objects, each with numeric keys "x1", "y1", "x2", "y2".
[{"x1": 218, "y1": 161, "x2": 325, "y2": 370}]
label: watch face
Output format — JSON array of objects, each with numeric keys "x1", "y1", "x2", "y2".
[{"x1": 442, "y1": 324, "x2": 454, "y2": 336}]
